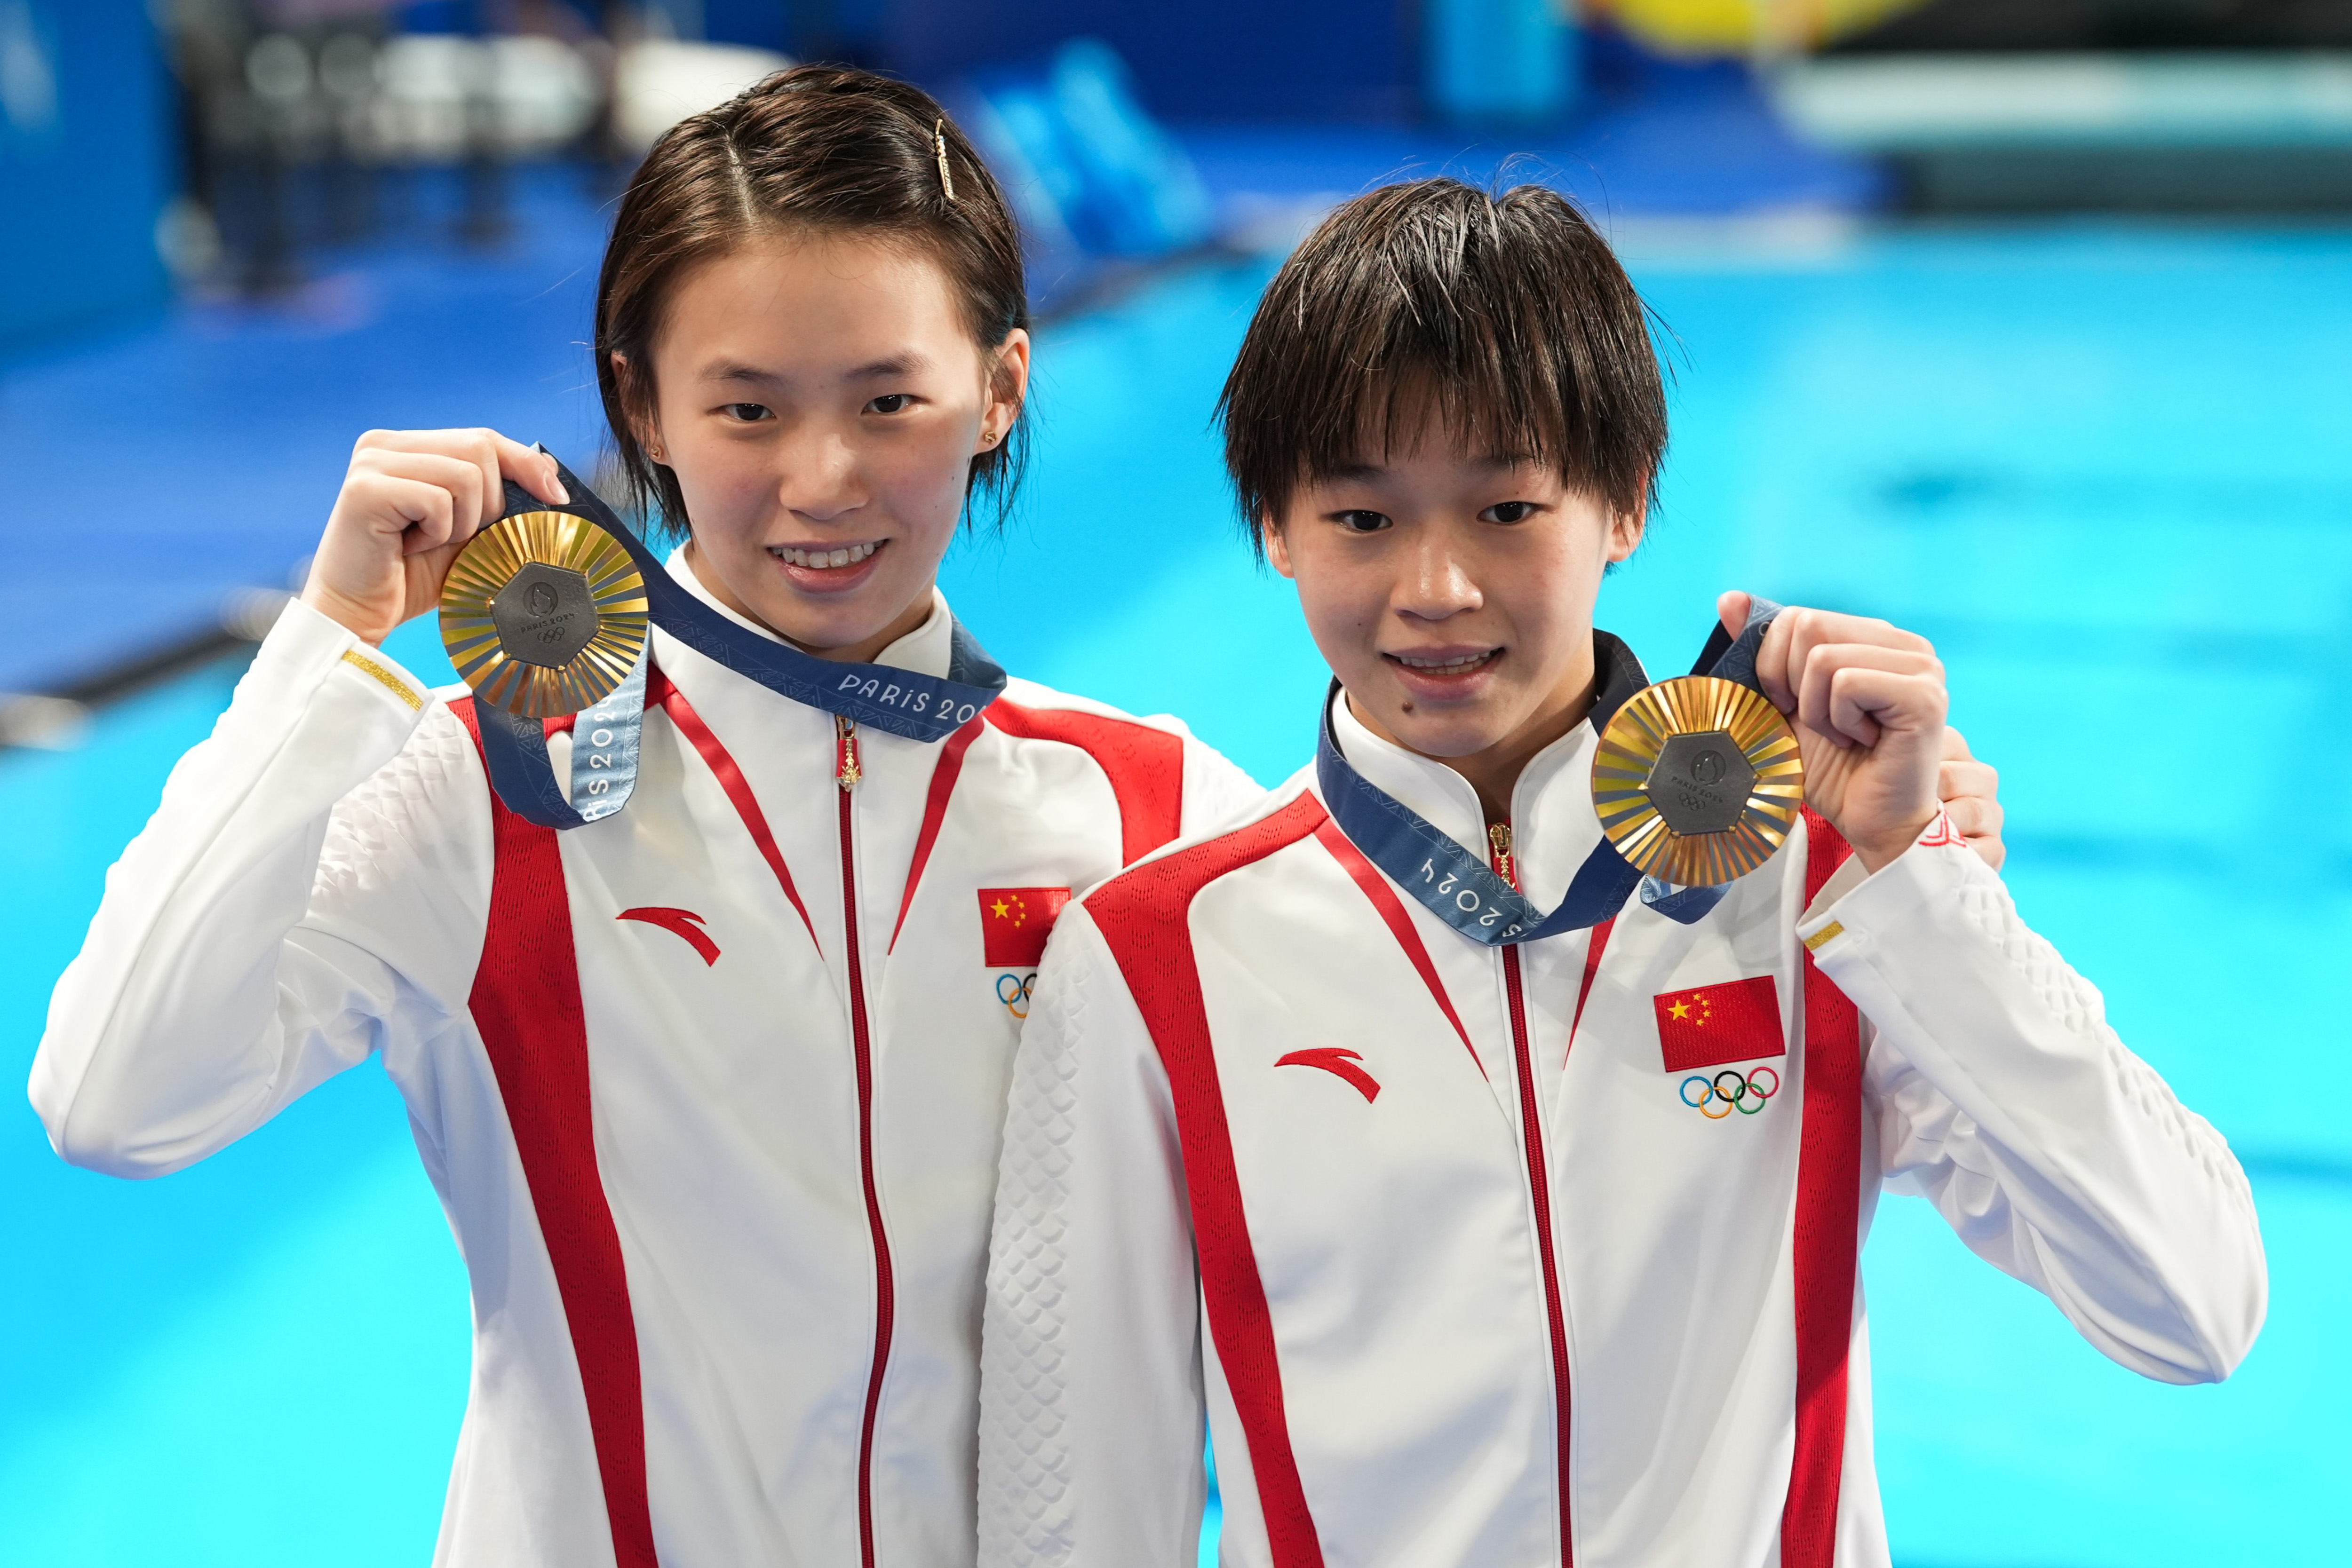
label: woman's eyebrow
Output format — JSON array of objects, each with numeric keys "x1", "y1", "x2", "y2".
[
  {"x1": 699, "y1": 360, "x2": 779, "y2": 385},
  {"x1": 846, "y1": 351, "x2": 930, "y2": 379},
  {"x1": 699, "y1": 352, "x2": 933, "y2": 385}
]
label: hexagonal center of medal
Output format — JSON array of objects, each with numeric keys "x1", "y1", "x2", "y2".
[
  {"x1": 1643, "y1": 730, "x2": 1756, "y2": 835},
  {"x1": 490, "y1": 562, "x2": 596, "y2": 669}
]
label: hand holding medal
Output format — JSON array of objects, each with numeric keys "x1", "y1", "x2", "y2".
[
  {"x1": 1730, "y1": 591, "x2": 1958, "y2": 873},
  {"x1": 301, "y1": 428, "x2": 573, "y2": 649}
]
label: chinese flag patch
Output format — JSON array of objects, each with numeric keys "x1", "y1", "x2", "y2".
[
  {"x1": 978, "y1": 887, "x2": 1071, "y2": 968},
  {"x1": 1653, "y1": 975, "x2": 1785, "y2": 1072}
]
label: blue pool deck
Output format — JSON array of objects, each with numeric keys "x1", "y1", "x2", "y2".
[{"x1": 4, "y1": 197, "x2": 2349, "y2": 1560}]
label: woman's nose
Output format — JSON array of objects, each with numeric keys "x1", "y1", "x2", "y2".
[
  {"x1": 1394, "y1": 530, "x2": 1482, "y2": 621},
  {"x1": 774, "y1": 427, "x2": 866, "y2": 522}
]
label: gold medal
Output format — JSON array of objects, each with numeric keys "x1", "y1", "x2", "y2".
[
  {"x1": 1591, "y1": 675, "x2": 1804, "y2": 887},
  {"x1": 439, "y1": 510, "x2": 650, "y2": 717}
]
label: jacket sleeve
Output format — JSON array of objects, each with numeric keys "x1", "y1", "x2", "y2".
[
  {"x1": 979, "y1": 904, "x2": 1208, "y2": 1567},
  {"x1": 29, "y1": 601, "x2": 494, "y2": 1178},
  {"x1": 1800, "y1": 830, "x2": 2266, "y2": 1385}
]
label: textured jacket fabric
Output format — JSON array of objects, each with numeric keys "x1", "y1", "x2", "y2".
[
  {"x1": 31, "y1": 566, "x2": 1261, "y2": 1568},
  {"x1": 978, "y1": 696, "x2": 2266, "y2": 1568}
]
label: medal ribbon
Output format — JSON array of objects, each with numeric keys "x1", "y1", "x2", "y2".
[
  {"x1": 470, "y1": 455, "x2": 1009, "y2": 830},
  {"x1": 566, "y1": 659, "x2": 649, "y2": 824},
  {"x1": 1314, "y1": 603, "x2": 1785, "y2": 945}
]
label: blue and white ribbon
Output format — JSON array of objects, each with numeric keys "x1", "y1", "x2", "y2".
[
  {"x1": 568, "y1": 656, "x2": 649, "y2": 824},
  {"x1": 1314, "y1": 602, "x2": 1786, "y2": 945},
  {"x1": 470, "y1": 455, "x2": 1008, "y2": 830}
]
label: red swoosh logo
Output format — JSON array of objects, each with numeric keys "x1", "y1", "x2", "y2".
[
  {"x1": 617, "y1": 906, "x2": 720, "y2": 966},
  {"x1": 1275, "y1": 1047, "x2": 1381, "y2": 1103}
]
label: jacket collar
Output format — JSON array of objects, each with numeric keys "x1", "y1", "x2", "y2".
[{"x1": 1327, "y1": 693, "x2": 1608, "y2": 915}]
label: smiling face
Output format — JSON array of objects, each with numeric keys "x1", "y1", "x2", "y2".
[
  {"x1": 632, "y1": 230, "x2": 1028, "y2": 662},
  {"x1": 1266, "y1": 411, "x2": 1645, "y2": 816}
]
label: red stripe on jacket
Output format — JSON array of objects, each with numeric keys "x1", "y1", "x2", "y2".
[
  {"x1": 885, "y1": 698, "x2": 1190, "y2": 955},
  {"x1": 889, "y1": 716, "x2": 985, "y2": 953},
  {"x1": 1783, "y1": 809, "x2": 1862, "y2": 1567},
  {"x1": 452, "y1": 696, "x2": 659, "y2": 1568},
  {"x1": 1085, "y1": 791, "x2": 1333, "y2": 1568},
  {"x1": 1311, "y1": 818, "x2": 1483, "y2": 1077},
  {"x1": 984, "y1": 699, "x2": 1184, "y2": 866},
  {"x1": 644, "y1": 667, "x2": 821, "y2": 954}
]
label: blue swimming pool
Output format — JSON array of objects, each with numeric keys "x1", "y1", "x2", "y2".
[{"x1": 5, "y1": 221, "x2": 2346, "y2": 1564}]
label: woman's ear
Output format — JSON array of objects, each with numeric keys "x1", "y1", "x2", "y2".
[
  {"x1": 1262, "y1": 513, "x2": 1296, "y2": 578},
  {"x1": 612, "y1": 352, "x2": 667, "y2": 463},
  {"x1": 1605, "y1": 487, "x2": 1649, "y2": 563},
  {"x1": 983, "y1": 328, "x2": 1032, "y2": 448}
]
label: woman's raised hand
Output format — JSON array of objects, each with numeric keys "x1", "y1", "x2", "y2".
[
  {"x1": 1719, "y1": 590, "x2": 1983, "y2": 875},
  {"x1": 300, "y1": 428, "x2": 569, "y2": 646}
]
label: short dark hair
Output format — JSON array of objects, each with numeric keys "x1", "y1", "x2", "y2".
[
  {"x1": 1216, "y1": 179, "x2": 1666, "y2": 557},
  {"x1": 595, "y1": 65, "x2": 1030, "y2": 537}
]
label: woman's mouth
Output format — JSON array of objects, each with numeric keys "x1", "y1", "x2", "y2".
[
  {"x1": 1385, "y1": 647, "x2": 1501, "y2": 678},
  {"x1": 770, "y1": 539, "x2": 887, "y2": 592},
  {"x1": 773, "y1": 540, "x2": 882, "y2": 569},
  {"x1": 1382, "y1": 645, "x2": 1503, "y2": 701}
]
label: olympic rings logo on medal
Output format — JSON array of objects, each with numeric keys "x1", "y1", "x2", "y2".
[
  {"x1": 996, "y1": 971, "x2": 1036, "y2": 1021},
  {"x1": 1679, "y1": 1065, "x2": 1780, "y2": 1119}
]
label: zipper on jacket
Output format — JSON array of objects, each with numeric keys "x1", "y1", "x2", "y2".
[
  {"x1": 1487, "y1": 821, "x2": 1515, "y2": 889},
  {"x1": 1492, "y1": 822, "x2": 1575, "y2": 1566},
  {"x1": 837, "y1": 716, "x2": 892, "y2": 1568}
]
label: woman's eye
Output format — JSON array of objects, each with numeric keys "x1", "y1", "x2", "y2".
[
  {"x1": 722, "y1": 403, "x2": 772, "y2": 423},
  {"x1": 1483, "y1": 500, "x2": 1539, "y2": 524},
  {"x1": 866, "y1": 393, "x2": 914, "y2": 414},
  {"x1": 1334, "y1": 509, "x2": 1391, "y2": 533}
]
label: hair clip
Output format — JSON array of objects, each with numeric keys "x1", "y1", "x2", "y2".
[{"x1": 933, "y1": 119, "x2": 956, "y2": 203}]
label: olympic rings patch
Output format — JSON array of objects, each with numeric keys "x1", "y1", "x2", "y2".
[
  {"x1": 996, "y1": 971, "x2": 1036, "y2": 1021},
  {"x1": 1679, "y1": 1065, "x2": 1780, "y2": 1119}
]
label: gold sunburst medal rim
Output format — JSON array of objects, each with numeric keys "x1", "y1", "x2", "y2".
[
  {"x1": 1591, "y1": 674, "x2": 1804, "y2": 887},
  {"x1": 438, "y1": 510, "x2": 650, "y2": 718}
]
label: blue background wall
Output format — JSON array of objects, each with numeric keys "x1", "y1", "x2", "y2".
[{"x1": 0, "y1": 0, "x2": 171, "y2": 353}]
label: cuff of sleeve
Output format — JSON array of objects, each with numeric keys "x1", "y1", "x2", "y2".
[
  {"x1": 262, "y1": 600, "x2": 430, "y2": 713},
  {"x1": 237, "y1": 600, "x2": 433, "y2": 767},
  {"x1": 1794, "y1": 812, "x2": 1980, "y2": 964}
]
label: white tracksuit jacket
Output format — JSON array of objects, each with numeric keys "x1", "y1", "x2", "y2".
[
  {"x1": 977, "y1": 696, "x2": 2267, "y2": 1568},
  {"x1": 29, "y1": 562, "x2": 1261, "y2": 1568}
]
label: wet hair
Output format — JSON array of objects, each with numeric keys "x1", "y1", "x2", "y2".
[
  {"x1": 1216, "y1": 178, "x2": 1666, "y2": 558},
  {"x1": 594, "y1": 65, "x2": 1030, "y2": 537}
]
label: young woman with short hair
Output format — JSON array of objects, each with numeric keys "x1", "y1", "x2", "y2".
[{"x1": 977, "y1": 180, "x2": 2260, "y2": 1568}]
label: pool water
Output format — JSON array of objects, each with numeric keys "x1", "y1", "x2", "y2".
[{"x1": 5, "y1": 222, "x2": 2346, "y2": 1564}]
